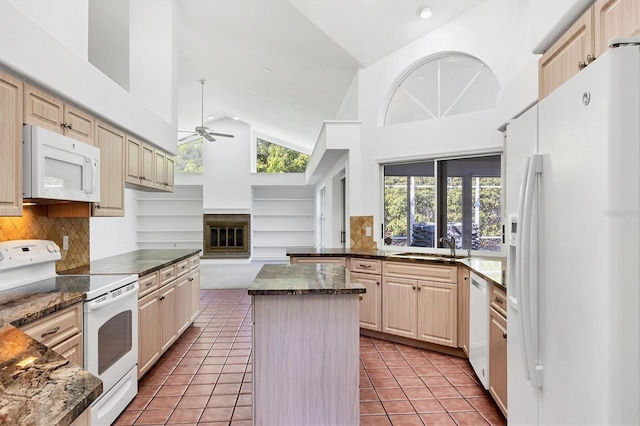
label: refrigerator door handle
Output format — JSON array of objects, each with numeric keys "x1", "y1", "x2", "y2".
[
  {"x1": 516, "y1": 157, "x2": 532, "y2": 381},
  {"x1": 528, "y1": 154, "x2": 543, "y2": 387}
]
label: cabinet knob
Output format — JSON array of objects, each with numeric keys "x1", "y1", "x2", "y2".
[
  {"x1": 160, "y1": 295, "x2": 165, "y2": 301},
  {"x1": 376, "y1": 281, "x2": 380, "y2": 286},
  {"x1": 494, "y1": 297, "x2": 504, "y2": 304},
  {"x1": 418, "y1": 286, "x2": 421, "y2": 291},
  {"x1": 586, "y1": 53, "x2": 596, "y2": 64},
  {"x1": 502, "y1": 332, "x2": 507, "y2": 339},
  {"x1": 464, "y1": 276, "x2": 468, "y2": 280},
  {"x1": 412, "y1": 286, "x2": 416, "y2": 290},
  {"x1": 578, "y1": 60, "x2": 587, "y2": 70}
]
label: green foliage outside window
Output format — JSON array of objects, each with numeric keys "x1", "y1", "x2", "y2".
[
  {"x1": 256, "y1": 139, "x2": 309, "y2": 173},
  {"x1": 176, "y1": 138, "x2": 203, "y2": 173}
]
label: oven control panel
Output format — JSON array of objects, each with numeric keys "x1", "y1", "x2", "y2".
[{"x1": 0, "y1": 239, "x2": 61, "y2": 270}]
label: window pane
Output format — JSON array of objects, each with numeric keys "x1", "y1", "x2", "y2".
[
  {"x1": 256, "y1": 139, "x2": 309, "y2": 173},
  {"x1": 411, "y1": 176, "x2": 435, "y2": 247},
  {"x1": 472, "y1": 177, "x2": 502, "y2": 251},
  {"x1": 176, "y1": 138, "x2": 203, "y2": 173},
  {"x1": 384, "y1": 176, "x2": 408, "y2": 246},
  {"x1": 446, "y1": 177, "x2": 464, "y2": 248}
]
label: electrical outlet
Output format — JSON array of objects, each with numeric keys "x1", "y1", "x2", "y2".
[
  {"x1": 62, "y1": 236, "x2": 69, "y2": 251},
  {"x1": 365, "y1": 227, "x2": 372, "y2": 237}
]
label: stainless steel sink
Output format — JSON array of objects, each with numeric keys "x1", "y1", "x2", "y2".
[{"x1": 385, "y1": 252, "x2": 469, "y2": 262}]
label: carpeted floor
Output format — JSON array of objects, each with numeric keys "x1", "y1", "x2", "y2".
[{"x1": 199, "y1": 261, "x2": 287, "y2": 289}]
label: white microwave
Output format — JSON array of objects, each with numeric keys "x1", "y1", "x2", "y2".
[{"x1": 23, "y1": 124, "x2": 101, "y2": 203}]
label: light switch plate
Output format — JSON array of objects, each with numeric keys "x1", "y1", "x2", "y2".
[
  {"x1": 365, "y1": 227, "x2": 372, "y2": 237},
  {"x1": 62, "y1": 236, "x2": 69, "y2": 251}
]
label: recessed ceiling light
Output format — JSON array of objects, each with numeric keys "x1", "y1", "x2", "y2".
[
  {"x1": 207, "y1": 115, "x2": 215, "y2": 120},
  {"x1": 263, "y1": 67, "x2": 273, "y2": 74},
  {"x1": 232, "y1": 116, "x2": 239, "y2": 120},
  {"x1": 417, "y1": 6, "x2": 433, "y2": 19}
]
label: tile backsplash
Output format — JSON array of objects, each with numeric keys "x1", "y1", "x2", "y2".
[
  {"x1": 350, "y1": 215, "x2": 377, "y2": 251},
  {"x1": 0, "y1": 206, "x2": 90, "y2": 273}
]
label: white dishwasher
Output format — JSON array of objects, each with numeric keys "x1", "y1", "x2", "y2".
[{"x1": 469, "y1": 272, "x2": 489, "y2": 389}]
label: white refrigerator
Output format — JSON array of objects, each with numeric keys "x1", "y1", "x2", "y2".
[{"x1": 505, "y1": 38, "x2": 640, "y2": 425}]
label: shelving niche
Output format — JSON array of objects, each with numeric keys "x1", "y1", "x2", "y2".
[
  {"x1": 136, "y1": 185, "x2": 203, "y2": 249},
  {"x1": 252, "y1": 186, "x2": 315, "y2": 260}
]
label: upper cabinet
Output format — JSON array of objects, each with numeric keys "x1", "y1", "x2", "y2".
[
  {"x1": 153, "y1": 150, "x2": 175, "y2": 192},
  {"x1": 126, "y1": 135, "x2": 155, "y2": 189},
  {"x1": 24, "y1": 84, "x2": 94, "y2": 145},
  {"x1": 539, "y1": 0, "x2": 640, "y2": 99},
  {"x1": 93, "y1": 120, "x2": 125, "y2": 217},
  {"x1": 0, "y1": 70, "x2": 23, "y2": 217}
]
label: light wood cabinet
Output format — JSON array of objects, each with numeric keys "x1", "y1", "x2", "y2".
[
  {"x1": 489, "y1": 302, "x2": 508, "y2": 418},
  {"x1": 352, "y1": 271, "x2": 381, "y2": 332},
  {"x1": 175, "y1": 274, "x2": 191, "y2": 336},
  {"x1": 417, "y1": 280, "x2": 457, "y2": 347},
  {"x1": 382, "y1": 261, "x2": 459, "y2": 348},
  {"x1": 382, "y1": 276, "x2": 418, "y2": 339},
  {"x1": 594, "y1": 0, "x2": 640, "y2": 56},
  {"x1": 189, "y1": 263, "x2": 201, "y2": 322},
  {"x1": 153, "y1": 150, "x2": 175, "y2": 192},
  {"x1": 92, "y1": 120, "x2": 125, "y2": 217},
  {"x1": 160, "y1": 281, "x2": 177, "y2": 353},
  {"x1": 24, "y1": 84, "x2": 94, "y2": 145},
  {"x1": 540, "y1": 0, "x2": 640, "y2": 99},
  {"x1": 139, "y1": 271, "x2": 159, "y2": 299},
  {"x1": 20, "y1": 303, "x2": 83, "y2": 366},
  {"x1": 0, "y1": 70, "x2": 23, "y2": 217},
  {"x1": 290, "y1": 256, "x2": 346, "y2": 267},
  {"x1": 458, "y1": 267, "x2": 470, "y2": 355},
  {"x1": 138, "y1": 290, "x2": 161, "y2": 379},
  {"x1": 126, "y1": 135, "x2": 155, "y2": 188}
]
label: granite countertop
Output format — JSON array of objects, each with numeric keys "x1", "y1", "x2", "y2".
[
  {"x1": 67, "y1": 248, "x2": 201, "y2": 276},
  {"x1": 0, "y1": 291, "x2": 102, "y2": 426},
  {"x1": 287, "y1": 248, "x2": 506, "y2": 288},
  {"x1": 248, "y1": 264, "x2": 366, "y2": 295}
]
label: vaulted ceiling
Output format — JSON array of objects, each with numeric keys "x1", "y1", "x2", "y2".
[{"x1": 175, "y1": 0, "x2": 484, "y2": 151}]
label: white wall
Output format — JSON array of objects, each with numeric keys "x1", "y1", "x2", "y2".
[
  {"x1": 89, "y1": 0, "x2": 129, "y2": 90},
  {"x1": 0, "y1": 0, "x2": 175, "y2": 153},
  {"x1": 9, "y1": 0, "x2": 88, "y2": 60},
  {"x1": 314, "y1": 153, "x2": 348, "y2": 248},
  {"x1": 202, "y1": 117, "x2": 252, "y2": 212},
  {"x1": 90, "y1": 188, "x2": 139, "y2": 259},
  {"x1": 335, "y1": 72, "x2": 359, "y2": 120}
]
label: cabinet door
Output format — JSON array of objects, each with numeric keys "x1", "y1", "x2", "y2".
[
  {"x1": 93, "y1": 120, "x2": 125, "y2": 217},
  {"x1": 141, "y1": 143, "x2": 155, "y2": 188},
  {"x1": 175, "y1": 274, "x2": 191, "y2": 336},
  {"x1": 594, "y1": 0, "x2": 640, "y2": 56},
  {"x1": 51, "y1": 332, "x2": 83, "y2": 367},
  {"x1": 125, "y1": 135, "x2": 143, "y2": 185},
  {"x1": 165, "y1": 155, "x2": 175, "y2": 192},
  {"x1": 160, "y1": 282, "x2": 177, "y2": 353},
  {"x1": 24, "y1": 84, "x2": 63, "y2": 133},
  {"x1": 190, "y1": 267, "x2": 201, "y2": 322},
  {"x1": 154, "y1": 150, "x2": 166, "y2": 190},
  {"x1": 417, "y1": 281, "x2": 458, "y2": 347},
  {"x1": 382, "y1": 276, "x2": 417, "y2": 339},
  {"x1": 138, "y1": 291, "x2": 161, "y2": 379},
  {"x1": 539, "y1": 7, "x2": 594, "y2": 99},
  {"x1": 352, "y1": 272, "x2": 381, "y2": 332},
  {"x1": 0, "y1": 70, "x2": 23, "y2": 216},
  {"x1": 458, "y1": 268, "x2": 470, "y2": 355},
  {"x1": 63, "y1": 104, "x2": 94, "y2": 145},
  {"x1": 489, "y1": 308, "x2": 508, "y2": 417}
]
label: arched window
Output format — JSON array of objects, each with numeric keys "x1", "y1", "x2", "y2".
[{"x1": 384, "y1": 53, "x2": 500, "y2": 126}]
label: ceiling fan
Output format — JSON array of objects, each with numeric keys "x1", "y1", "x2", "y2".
[{"x1": 178, "y1": 79, "x2": 235, "y2": 142}]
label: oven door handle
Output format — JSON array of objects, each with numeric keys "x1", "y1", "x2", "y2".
[{"x1": 84, "y1": 283, "x2": 139, "y2": 313}]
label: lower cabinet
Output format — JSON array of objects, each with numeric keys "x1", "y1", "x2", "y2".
[
  {"x1": 489, "y1": 284, "x2": 508, "y2": 417},
  {"x1": 352, "y1": 271, "x2": 381, "y2": 331},
  {"x1": 458, "y1": 267, "x2": 470, "y2": 355},
  {"x1": 381, "y1": 262, "x2": 458, "y2": 348},
  {"x1": 137, "y1": 255, "x2": 201, "y2": 379},
  {"x1": 19, "y1": 303, "x2": 83, "y2": 366}
]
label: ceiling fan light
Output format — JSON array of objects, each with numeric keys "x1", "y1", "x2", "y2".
[{"x1": 417, "y1": 6, "x2": 433, "y2": 19}]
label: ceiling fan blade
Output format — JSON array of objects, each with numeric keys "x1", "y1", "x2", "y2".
[
  {"x1": 178, "y1": 133, "x2": 198, "y2": 142},
  {"x1": 178, "y1": 129, "x2": 196, "y2": 133},
  {"x1": 202, "y1": 132, "x2": 216, "y2": 142},
  {"x1": 207, "y1": 131, "x2": 234, "y2": 138}
]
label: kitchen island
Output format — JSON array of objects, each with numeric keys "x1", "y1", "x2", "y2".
[{"x1": 248, "y1": 263, "x2": 365, "y2": 426}]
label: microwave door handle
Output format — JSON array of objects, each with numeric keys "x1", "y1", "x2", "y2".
[{"x1": 85, "y1": 157, "x2": 97, "y2": 194}]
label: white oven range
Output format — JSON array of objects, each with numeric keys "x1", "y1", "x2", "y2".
[{"x1": 0, "y1": 239, "x2": 138, "y2": 426}]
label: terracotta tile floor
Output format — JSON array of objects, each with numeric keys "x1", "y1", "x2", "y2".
[{"x1": 114, "y1": 289, "x2": 506, "y2": 426}]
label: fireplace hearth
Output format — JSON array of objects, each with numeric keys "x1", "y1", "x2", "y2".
[{"x1": 203, "y1": 214, "x2": 250, "y2": 259}]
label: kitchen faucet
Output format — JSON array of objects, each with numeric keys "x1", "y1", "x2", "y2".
[{"x1": 439, "y1": 235, "x2": 456, "y2": 257}]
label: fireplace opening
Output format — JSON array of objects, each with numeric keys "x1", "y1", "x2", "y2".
[{"x1": 203, "y1": 214, "x2": 250, "y2": 259}]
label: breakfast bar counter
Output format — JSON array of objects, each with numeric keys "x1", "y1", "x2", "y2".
[{"x1": 248, "y1": 264, "x2": 364, "y2": 426}]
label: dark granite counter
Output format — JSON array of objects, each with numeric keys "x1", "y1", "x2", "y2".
[
  {"x1": 248, "y1": 264, "x2": 365, "y2": 295},
  {"x1": 68, "y1": 248, "x2": 201, "y2": 276},
  {"x1": 0, "y1": 291, "x2": 102, "y2": 426},
  {"x1": 287, "y1": 248, "x2": 506, "y2": 288}
]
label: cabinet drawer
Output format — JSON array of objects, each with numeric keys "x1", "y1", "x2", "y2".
[
  {"x1": 350, "y1": 258, "x2": 381, "y2": 274},
  {"x1": 51, "y1": 331, "x2": 83, "y2": 366},
  {"x1": 291, "y1": 257, "x2": 346, "y2": 267},
  {"x1": 176, "y1": 259, "x2": 189, "y2": 277},
  {"x1": 139, "y1": 271, "x2": 159, "y2": 298},
  {"x1": 20, "y1": 303, "x2": 82, "y2": 348},
  {"x1": 491, "y1": 284, "x2": 507, "y2": 318},
  {"x1": 383, "y1": 261, "x2": 457, "y2": 283},
  {"x1": 159, "y1": 264, "x2": 177, "y2": 286},
  {"x1": 189, "y1": 254, "x2": 200, "y2": 270}
]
